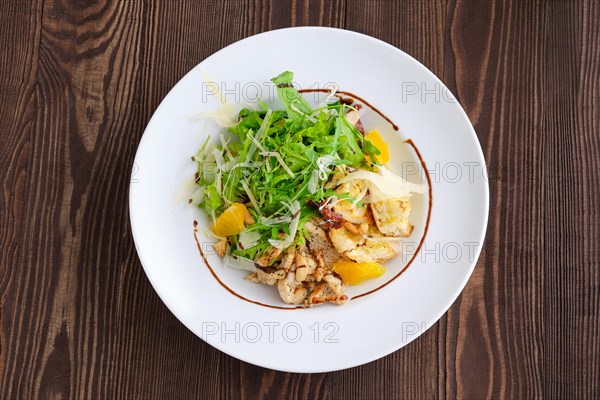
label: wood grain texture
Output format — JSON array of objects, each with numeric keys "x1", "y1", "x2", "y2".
[{"x1": 0, "y1": 0, "x2": 598, "y2": 399}]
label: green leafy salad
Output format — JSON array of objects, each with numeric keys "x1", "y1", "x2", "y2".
[
  {"x1": 191, "y1": 71, "x2": 382, "y2": 265},
  {"x1": 189, "y1": 71, "x2": 427, "y2": 306}
]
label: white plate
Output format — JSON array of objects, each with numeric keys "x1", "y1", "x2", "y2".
[{"x1": 129, "y1": 27, "x2": 489, "y2": 373}]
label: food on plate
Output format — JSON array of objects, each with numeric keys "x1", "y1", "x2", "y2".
[
  {"x1": 189, "y1": 71, "x2": 425, "y2": 307},
  {"x1": 211, "y1": 202, "x2": 247, "y2": 237},
  {"x1": 332, "y1": 260, "x2": 386, "y2": 285}
]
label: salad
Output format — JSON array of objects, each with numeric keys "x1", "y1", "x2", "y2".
[{"x1": 190, "y1": 71, "x2": 425, "y2": 306}]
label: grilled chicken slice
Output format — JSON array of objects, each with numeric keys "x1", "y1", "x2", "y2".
[
  {"x1": 255, "y1": 246, "x2": 283, "y2": 267},
  {"x1": 245, "y1": 267, "x2": 286, "y2": 285},
  {"x1": 304, "y1": 220, "x2": 343, "y2": 265},
  {"x1": 306, "y1": 283, "x2": 347, "y2": 306},
  {"x1": 278, "y1": 272, "x2": 308, "y2": 305}
]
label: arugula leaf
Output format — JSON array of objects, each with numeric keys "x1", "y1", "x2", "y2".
[
  {"x1": 335, "y1": 114, "x2": 365, "y2": 165},
  {"x1": 271, "y1": 71, "x2": 313, "y2": 120},
  {"x1": 201, "y1": 184, "x2": 224, "y2": 216},
  {"x1": 362, "y1": 137, "x2": 382, "y2": 162}
]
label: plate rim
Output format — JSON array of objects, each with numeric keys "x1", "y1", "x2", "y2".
[{"x1": 129, "y1": 26, "x2": 490, "y2": 373}]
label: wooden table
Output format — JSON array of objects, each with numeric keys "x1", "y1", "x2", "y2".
[{"x1": 1, "y1": 1, "x2": 598, "y2": 398}]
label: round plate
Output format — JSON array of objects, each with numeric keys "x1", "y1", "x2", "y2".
[{"x1": 129, "y1": 27, "x2": 489, "y2": 373}]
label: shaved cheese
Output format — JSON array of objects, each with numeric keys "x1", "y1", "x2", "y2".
[
  {"x1": 241, "y1": 180, "x2": 260, "y2": 213},
  {"x1": 219, "y1": 135, "x2": 232, "y2": 158},
  {"x1": 201, "y1": 147, "x2": 217, "y2": 184},
  {"x1": 260, "y1": 151, "x2": 295, "y2": 178},
  {"x1": 319, "y1": 196, "x2": 333, "y2": 209},
  {"x1": 268, "y1": 201, "x2": 301, "y2": 249},
  {"x1": 224, "y1": 254, "x2": 256, "y2": 272},
  {"x1": 316, "y1": 155, "x2": 336, "y2": 179},
  {"x1": 259, "y1": 215, "x2": 292, "y2": 225},
  {"x1": 239, "y1": 230, "x2": 261, "y2": 249},
  {"x1": 212, "y1": 149, "x2": 225, "y2": 197},
  {"x1": 351, "y1": 183, "x2": 369, "y2": 206},
  {"x1": 314, "y1": 195, "x2": 342, "y2": 210},
  {"x1": 360, "y1": 195, "x2": 375, "y2": 204},
  {"x1": 248, "y1": 132, "x2": 268, "y2": 154},
  {"x1": 337, "y1": 166, "x2": 425, "y2": 198},
  {"x1": 190, "y1": 107, "x2": 236, "y2": 127},
  {"x1": 215, "y1": 171, "x2": 222, "y2": 197},
  {"x1": 221, "y1": 156, "x2": 240, "y2": 172},
  {"x1": 328, "y1": 196, "x2": 345, "y2": 208},
  {"x1": 189, "y1": 186, "x2": 206, "y2": 205},
  {"x1": 245, "y1": 109, "x2": 272, "y2": 162},
  {"x1": 193, "y1": 69, "x2": 236, "y2": 127},
  {"x1": 172, "y1": 176, "x2": 200, "y2": 205},
  {"x1": 212, "y1": 148, "x2": 224, "y2": 167},
  {"x1": 226, "y1": 161, "x2": 262, "y2": 172},
  {"x1": 203, "y1": 148, "x2": 216, "y2": 163},
  {"x1": 308, "y1": 169, "x2": 320, "y2": 194}
]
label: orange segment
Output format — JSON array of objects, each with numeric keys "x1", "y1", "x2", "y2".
[
  {"x1": 364, "y1": 130, "x2": 390, "y2": 164},
  {"x1": 212, "y1": 203, "x2": 247, "y2": 237},
  {"x1": 333, "y1": 260, "x2": 386, "y2": 285}
]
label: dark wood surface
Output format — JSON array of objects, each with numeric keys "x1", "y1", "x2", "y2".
[{"x1": 1, "y1": 0, "x2": 599, "y2": 398}]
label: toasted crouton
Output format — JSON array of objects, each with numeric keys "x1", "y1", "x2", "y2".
[
  {"x1": 333, "y1": 180, "x2": 372, "y2": 225},
  {"x1": 369, "y1": 186, "x2": 413, "y2": 237},
  {"x1": 329, "y1": 222, "x2": 398, "y2": 264},
  {"x1": 345, "y1": 237, "x2": 398, "y2": 264},
  {"x1": 213, "y1": 240, "x2": 227, "y2": 257},
  {"x1": 328, "y1": 225, "x2": 365, "y2": 254}
]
